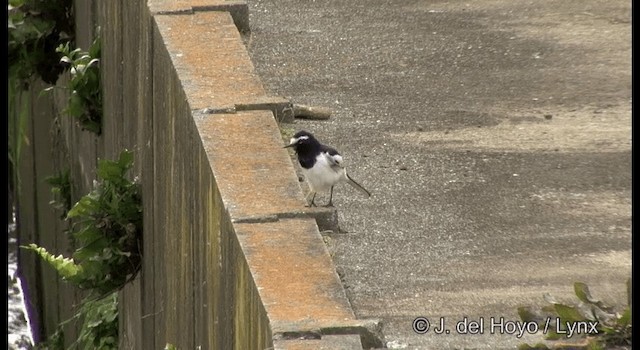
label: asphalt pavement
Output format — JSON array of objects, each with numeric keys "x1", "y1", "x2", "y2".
[{"x1": 245, "y1": 1, "x2": 631, "y2": 348}]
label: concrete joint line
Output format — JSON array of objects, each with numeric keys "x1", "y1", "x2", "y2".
[
  {"x1": 198, "y1": 107, "x2": 238, "y2": 115},
  {"x1": 194, "y1": 97, "x2": 295, "y2": 122},
  {"x1": 232, "y1": 214, "x2": 280, "y2": 224},
  {"x1": 272, "y1": 331, "x2": 321, "y2": 341},
  {"x1": 231, "y1": 208, "x2": 338, "y2": 232},
  {"x1": 194, "y1": 100, "x2": 332, "y2": 124},
  {"x1": 320, "y1": 319, "x2": 386, "y2": 349},
  {"x1": 272, "y1": 320, "x2": 385, "y2": 349}
]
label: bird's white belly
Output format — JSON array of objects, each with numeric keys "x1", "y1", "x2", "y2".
[{"x1": 302, "y1": 157, "x2": 346, "y2": 192}]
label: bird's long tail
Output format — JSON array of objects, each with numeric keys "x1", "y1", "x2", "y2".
[{"x1": 346, "y1": 173, "x2": 371, "y2": 197}]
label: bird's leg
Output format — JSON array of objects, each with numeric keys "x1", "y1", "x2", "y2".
[
  {"x1": 324, "y1": 186, "x2": 334, "y2": 207},
  {"x1": 310, "y1": 192, "x2": 317, "y2": 207},
  {"x1": 306, "y1": 192, "x2": 317, "y2": 207}
]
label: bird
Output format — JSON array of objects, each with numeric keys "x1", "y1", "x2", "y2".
[{"x1": 284, "y1": 130, "x2": 371, "y2": 207}]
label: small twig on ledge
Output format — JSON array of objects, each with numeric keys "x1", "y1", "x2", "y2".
[{"x1": 291, "y1": 104, "x2": 332, "y2": 120}]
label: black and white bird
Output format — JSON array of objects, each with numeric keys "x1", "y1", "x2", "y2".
[{"x1": 284, "y1": 130, "x2": 371, "y2": 207}]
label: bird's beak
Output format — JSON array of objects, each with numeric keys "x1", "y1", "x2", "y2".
[{"x1": 283, "y1": 142, "x2": 295, "y2": 148}]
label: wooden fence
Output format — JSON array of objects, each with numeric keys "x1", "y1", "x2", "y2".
[{"x1": 14, "y1": 1, "x2": 381, "y2": 349}]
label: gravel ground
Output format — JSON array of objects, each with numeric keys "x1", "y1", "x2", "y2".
[{"x1": 245, "y1": 0, "x2": 631, "y2": 348}]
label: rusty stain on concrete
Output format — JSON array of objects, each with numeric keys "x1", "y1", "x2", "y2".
[
  {"x1": 154, "y1": 11, "x2": 265, "y2": 110},
  {"x1": 235, "y1": 219, "x2": 356, "y2": 331}
]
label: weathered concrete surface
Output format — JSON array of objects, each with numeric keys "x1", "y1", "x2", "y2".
[
  {"x1": 155, "y1": 11, "x2": 268, "y2": 111},
  {"x1": 195, "y1": 111, "x2": 309, "y2": 218},
  {"x1": 235, "y1": 218, "x2": 356, "y2": 331},
  {"x1": 246, "y1": 0, "x2": 631, "y2": 348}
]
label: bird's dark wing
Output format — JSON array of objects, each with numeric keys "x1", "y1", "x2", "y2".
[{"x1": 320, "y1": 145, "x2": 344, "y2": 169}]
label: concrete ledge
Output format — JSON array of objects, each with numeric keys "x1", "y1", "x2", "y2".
[
  {"x1": 152, "y1": 4, "x2": 375, "y2": 348},
  {"x1": 234, "y1": 219, "x2": 355, "y2": 329},
  {"x1": 154, "y1": 11, "x2": 266, "y2": 110},
  {"x1": 233, "y1": 218, "x2": 385, "y2": 347},
  {"x1": 194, "y1": 111, "x2": 309, "y2": 218},
  {"x1": 149, "y1": 0, "x2": 250, "y2": 32}
]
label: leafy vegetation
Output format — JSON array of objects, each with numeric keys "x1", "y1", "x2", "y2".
[
  {"x1": 24, "y1": 150, "x2": 142, "y2": 297},
  {"x1": 76, "y1": 292, "x2": 119, "y2": 350},
  {"x1": 46, "y1": 170, "x2": 73, "y2": 218},
  {"x1": 33, "y1": 292, "x2": 119, "y2": 350},
  {"x1": 11, "y1": 2, "x2": 114, "y2": 348},
  {"x1": 54, "y1": 36, "x2": 103, "y2": 134},
  {"x1": 8, "y1": 0, "x2": 93, "y2": 225},
  {"x1": 23, "y1": 151, "x2": 142, "y2": 349},
  {"x1": 518, "y1": 280, "x2": 631, "y2": 350},
  {"x1": 8, "y1": 0, "x2": 75, "y2": 89}
]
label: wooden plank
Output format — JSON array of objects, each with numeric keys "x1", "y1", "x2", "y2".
[
  {"x1": 193, "y1": 138, "x2": 207, "y2": 349},
  {"x1": 73, "y1": 0, "x2": 94, "y2": 50},
  {"x1": 137, "y1": 1, "x2": 156, "y2": 348},
  {"x1": 152, "y1": 17, "x2": 171, "y2": 349},
  {"x1": 179, "y1": 95, "x2": 196, "y2": 349},
  {"x1": 120, "y1": 0, "x2": 137, "y2": 155},
  {"x1": 48, "y1": 83, "x2": 82, "y2": 346},
  {"x1": 203, "y1": 150, "x2": 223, "y2": 349},
  {"x1": 115, "y1": 1, "x2": 143, "y2": 348},
  {"x1": 15, "y1": 85, "x2": 45, "y2": 343},
  {"x1": 119, "y1": 278, "x2": 142, "y2": 349},
  {"x1": 30, "y1": 79, "x2": 62, "y2": 342},
  {"x1": 101, "y1": 0, "x2": 123, "y2": 161}
]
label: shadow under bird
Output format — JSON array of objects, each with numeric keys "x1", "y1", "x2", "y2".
[{"x1": 284, "y1": 130, "x2": 371, "y2": 207}]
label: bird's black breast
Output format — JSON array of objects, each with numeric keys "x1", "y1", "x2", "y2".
[
  {"x1": 292, "y1": 135, "x2": 340, "y2": 170},
  {"x1": 298, "y1": 153, "x2": 317, "y2": 169}
]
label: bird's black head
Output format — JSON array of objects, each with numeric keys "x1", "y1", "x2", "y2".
[{"x1": 284, "y1": 130, "x2": 320, "y2": 153}]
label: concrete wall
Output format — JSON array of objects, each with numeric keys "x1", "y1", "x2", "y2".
[{"x1": 16, "y1": 0, "x2": 381, "y2": 348}]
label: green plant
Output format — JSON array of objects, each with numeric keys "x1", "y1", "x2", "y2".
[
  {"x1": 23, "y1": 150, "x2": 142, "y2": 297},
  {"x1": 8, "y1": 0, "x2": 75, "y2": 224},
  {"x1": 75, "y1": 292, "x2": 119, "y2": 350},
  {"x1": 24, "y1": 150, "x2": 140, "y2": 349},
  {"x1": 518, "y1": 280, "x2": 631, "y2": 350},
  {"x1": 46, "y1": 169, "x2": 73, "y2": 218},
  {"x1": 54, "y1": 35, "x2": 103, "y2": 134},
  {"x1": 34, "y1": 325, "x2": 65, "y2": 350},
  {"x1": 8, "y1": 0, "x2": 74, "y2": 89},
  {"x1": 33, "y1": 292, "x2": 119, "y2": 350}
]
